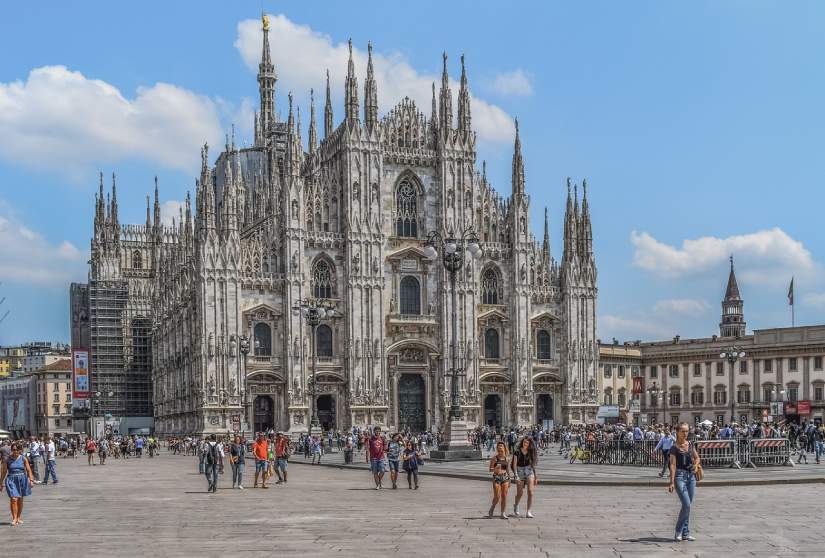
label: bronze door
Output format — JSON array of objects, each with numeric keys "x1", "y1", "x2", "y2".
[{"x1": 398, "y1": 374, "x2": 426, "y2": 433}]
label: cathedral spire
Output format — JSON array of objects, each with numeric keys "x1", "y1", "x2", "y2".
[
  {"x1": 579, "y1": 179, "x2": 593, "y2": 257},
  {"x1": 563, "y1": 178, "x2": 578, "y2": 261},
  {"x1": 542, "y1": 207, "x2": 550, "y2": 263},
  {"x1": 153, "y1": 176, "x2": 161, "y2": 231},
  {"x1": 145, "y1": 195, "x2": 151, "y2": 228},
  {"x1": 110, "y1": 172, "x2": 119, "y2": 239},
  {"x1": 308, "y1": 89, "x2": 318, "y2": 155},
  {"x1": 94, "y1": 172, "x2": 105, "y2": 240},
  {"x1": 511, "y1": 119, "x2": 525, "y2": 195},
  {"x1": 257, "y1": 12, "x2": 277, "y2": 139},
  {"x1": 344, "y1": 39, "x2": 359, "y2": 126},
  {"x1": 457, "y1": 53, "x2": 471, "y2": 135},
  {"x1": 439, "y1": 52, "x2": 453, "y2": 136},
  {"x1": 324, "y1": 69, "x2": 333, "y2": 138},
  {"x1": 364, "y1": 41, "x2": 378, "y2": 130}
]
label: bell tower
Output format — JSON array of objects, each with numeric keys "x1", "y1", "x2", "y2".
[{"x1": 720, "y1": 255, "x2": 746, "y2": 337}]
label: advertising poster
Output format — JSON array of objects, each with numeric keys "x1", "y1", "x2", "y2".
[
  {"x1": 4, "y1": 398, "x2": 26, "y2": 428},
  {"x1": 72, "y1": 348, "x2": 90, "y2": 399}
]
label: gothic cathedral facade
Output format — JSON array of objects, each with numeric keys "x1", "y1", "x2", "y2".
[{"x1": 86, "y1": 18, "x2": 600, "y2": 436}]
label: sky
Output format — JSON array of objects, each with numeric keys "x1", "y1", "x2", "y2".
[{"x1": 1, "y1": 1, "x2": 824, "y2": 345}]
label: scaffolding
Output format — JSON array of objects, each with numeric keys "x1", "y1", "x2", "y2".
[{"x1": 88, "y1": 280, "x2": 153, "y2": 417}]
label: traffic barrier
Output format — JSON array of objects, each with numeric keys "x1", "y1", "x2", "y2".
[
  {"x1": 694, "y1": 439, "x2": 740, "y2": 469},
  {"x1": 745, "y1": 438, "x2": 794, "y2": 468}
]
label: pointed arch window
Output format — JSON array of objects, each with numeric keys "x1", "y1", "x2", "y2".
[
  {"x1": 481, "y1": 267, "x2": 502, "y2": 305},
  {"x1": 254, "y1": 323, "x2": 272, "y2": 356},
  {"x1": 399, "y1": 276, "x2": 421, "y2": 315},
  {"x1": 536, "y1": 330, "x2": 552, "y2": 360},
  {"x1": 395, "y1": 180, "x2": 418, "y2": 237},
  {"x1": 485, "y1": 328, "x2": 500, "y2": 360},
  {"x1": 132, "y1": 250, "x2": 143, "y2": 270},
  {"x1": 316, "y1": 324, "x2": 333, "y2": 357},
  {"x1": 312, "y1": 260, "x2": 334, "y2": 299}
]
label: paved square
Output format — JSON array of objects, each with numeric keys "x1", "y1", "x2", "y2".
[{"x1": 3, "y1": 454, "x2": 822, "y2": 557}]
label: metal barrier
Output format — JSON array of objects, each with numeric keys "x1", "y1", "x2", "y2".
[
  {"x1": 694, "y1": 439, "x2": 740, "y2": 469},
  {"x1": 746, "y1": 438, "x2": 794, "y2": 468}
]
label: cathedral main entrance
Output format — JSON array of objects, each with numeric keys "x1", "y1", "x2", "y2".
[
  {"x1": 536, "y1": 394, "x2": 553, "y2": 423},
  {"x1": 316, "y1": 394, "x2": 336, "y2": 431},
  {"x1": 253, "y1": 395, "x2": 273, "y2": 433},
  {"x1": 397, "y1": 374, "x2": 426, "y2": 433},
  {"x1": 484, "y1": 394, "x2": 502, "y2": 428}
]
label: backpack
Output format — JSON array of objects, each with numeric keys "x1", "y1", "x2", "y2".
[{"x1": 205, "y1": 443, "x2": 218, "y2": 465}]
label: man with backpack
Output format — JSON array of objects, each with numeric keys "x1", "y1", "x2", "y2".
[{"x1": 204, "y1": 434, "x2": 221, "y2": 493}]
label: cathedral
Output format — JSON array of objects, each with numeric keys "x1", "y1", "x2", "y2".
[{"x1": 81, "y1": 16, "x2": 600, "y2": 436}]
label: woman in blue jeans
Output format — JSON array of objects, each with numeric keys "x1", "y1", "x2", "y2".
[{"x1": 668, "y1": 422, "x2": 701, "y2": 542}]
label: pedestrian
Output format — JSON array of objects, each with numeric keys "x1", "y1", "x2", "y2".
[
  {"x1": 98, "y1": 438, "x2": 108, "y2": 465},
  {"x1": 204, "y1": 434, "x2": 220, "y2": 493},
  {"x1": 386, "y1": 434, "x2": 402, "y2": 489},
  {"x1": 797, "y1": 431, "x2": 809, "y2": 464},
  {"x1": 311, "y1": 436, "x2": 322, "y2": 465},
  {"x1": 134, "y1": 436, "x2": 144, "y2": 458},
  {"x1": 229, "y1": 435, "x2": 246, "y2": 489},
  {"x1": 668, "y1": 422, "x2": 701, "y2": 542},
  {"x1": 366, "y1": 426, "x2": 386, "y2": 490},
  {"x1": 252, "y1": 433, "x2": 269, "y2": 489},
  {"x1": 28, "y1": 436, "x2": 41, "y2": 483},
  {"x1": 1, "y1": 442, "x2": 35, "y2": 526},
  {"x1": 274, "y1": 433, "x2": 289, "y2": 484},
  {"x1": 401, "y1": 440, "x2": 420, "y2": 489},
  {"x1": 43, "y1": 436, "x2": 58, "y2": 485},
  {"x1": 488, "y1": 441, "x2": 513, "y2": 519},
  {"x1": 511, "y1": 436, "x2": 538, "y2": 518},
  {"x1": 655, "y1": 427, "x2": 674, "y2": 478},
  {"x1": 85, "y1": 438, "x2": 97, "y2": 466}
]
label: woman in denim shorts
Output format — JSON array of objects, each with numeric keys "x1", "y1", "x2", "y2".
[{"x1": 510, "y1": 436, "x2": 538, "y2": 518}]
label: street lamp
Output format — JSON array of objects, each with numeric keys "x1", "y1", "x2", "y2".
[
  {"x1": 292, "y1": 298, "x2": 337, "y2": 434},
  {"x1": 239, "y1": 334, "x2": 250, "y2": 433},
  {"x1": 423, "y1": 227, "x2": 482, "y2": 423},
  {"x1": 720, "y1": 346, "x2": 745, "y2": 424},
  {"x1": 646, "y1": 381, "x2": 661, "y2": 425}
]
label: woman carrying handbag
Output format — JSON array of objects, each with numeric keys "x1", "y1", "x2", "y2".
[{"x1": 668, "y1": 422, "x2": 702, "y2": 542}]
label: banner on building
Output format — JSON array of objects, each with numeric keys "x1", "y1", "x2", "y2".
[
  {"x1": 798, "y1": 400, "x2": 811, "y2": 415},
  {"x1": 632, "y1": 376, "x2": 644, "y2": 395},
  {"x1": 72, "y1": 348, "x2": 90, "y2": 399},
  {"x1": 4, "y1": 398, "x2": 27, "y2": 429}
]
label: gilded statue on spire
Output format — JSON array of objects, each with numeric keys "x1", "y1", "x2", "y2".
[{"x1": 262, "y1": 13, "x2": 270, "y2": 31}]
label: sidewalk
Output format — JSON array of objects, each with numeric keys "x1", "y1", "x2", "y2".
[{"x1": 290, "y1": 446, "x2": 825, "y2": 486}]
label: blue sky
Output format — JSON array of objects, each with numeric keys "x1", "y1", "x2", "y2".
[{"x1": 1, "y1": 1, "x2": 824, "y2": 345}]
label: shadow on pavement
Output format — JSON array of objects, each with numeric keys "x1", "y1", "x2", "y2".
[{"x1": 619, "y1": 537, "x2": 674, "y2": 544}]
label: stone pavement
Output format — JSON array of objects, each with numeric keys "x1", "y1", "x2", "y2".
[
  {"x1": 3, "y1": 453, "x2": 824, "y2": 557},
  {"x1": 292, "y1": 446, "x2": 825, "y2": 486}
]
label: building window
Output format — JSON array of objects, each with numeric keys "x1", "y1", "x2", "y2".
[
  {"x1": 481, "y1": 268, "x2": 501, "y2": 305},
  {"x1": 713, "y1": 388, "x2": 727, "y2": 405},
  {"x1": 316, "y1": 324, "x2": 333, "y2": 357},
  {"x1": 669, "y1": 390, "x2": 681, "y2": 406},
  {"x1": 815, "y1": 356, "x2": 823, "y2": 370},
  {"x1": 484, "y1": 328, "x2": 500, "y2": 359},
  {"x1": 618, "y1": 390, "x2": 626, "y2": 407},
  {"x1": 649, "y1": 366, "x2": 658, "y2": 379},
  {"x1": 631, "y1": 366, "x2": 640, "y2": 378},
  {"x1": 254, "y1": 323, "x2": 272, "y2": 356},
  {"x1": 693, "y1": 363, "x2": 701, "y2": 377},
  {"x1": 53, "y1": 393, "x2": 59, "y2": 402},
  {"x1": 133, "y1": 250, "x2": 142, "y2": 270},
  {"x1": 647, "y1": 414, "x2": 657, "y2": 425},
  {"x1": 788, "y1": 386, "x2": 798, "y2": 402},
  {"x1": 669, "y1": 365, "x2": 679, "y2": 378},
  {"x1": 737, "y1": 387, "x2": 751, "y2": 404},
  {"x1": 763, "y1": 359, "x2": 773, "y2": 372},
  {"x1": 399, "y1": 276, "x2": 421, "y2": 315},
  {"x1": 692, "y1": 390, "x2": 705, "y2": 405},
  {"x1": 312, "y1": 259, "x2": 333, "y2": 299},
  {"x1": 395, "y1": 180, "x2": 418, "y2": 237},
  {"x1": 66, "y1": 394, "x2": 71, "y2": 403},
  {"x1": 739, "y1": 360, "x2": 748, "y2": 374},
  {"x1": 618, "y1": 366, "x2": 626, "y2": 379},
  {"x1": 815, "y1": 386, "x2": 824, "y2": 401},
  {"x1": 716, "y1": 362, "x2": 725, "y2": 376},
  {"x1": 789, "y1": 358, "x2": 798, "y2": 372},
  {"x1": 763, "y1": 387, "x2": 773, "y2": 402},
  {"x1": 604, "y1": 392, "x2": 613, "y2": 405},
  {"x1": 54, "y1": 419, "x2": 60, "y2": 427},
  {"x1": 671, "y1": 415, "x2": 680, "y2": 425},
  {"x1": 536, "y1": 330, "x2": 552, "y2": 360},
  {"x1": 603, "y1": 365, "x2": 612, "y2": 379},
  {"x1": 52, "y1": 404, "x2": 60, "y2": 415}
]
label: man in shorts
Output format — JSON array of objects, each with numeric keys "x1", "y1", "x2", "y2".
[
  {"x1": 386, "y1": 433, "x2": 402, "y2": 489},
  {"x1": 366, "y1": 426, "x2": 386, "y2": 490},
  {"x1": 252, "y1": 433, "x2": 270, "y2": 489},
  {"x1": 274, "y1": 432, "x2": 290, "y2": 484}
]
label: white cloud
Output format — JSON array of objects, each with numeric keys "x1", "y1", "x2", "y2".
[
  {"x1": 599, "y1": 314, "x2": 667, "y2": 340},
  {"x1": 803, "y1": 292, "x2": 825, "y2": 309},
  {"x1": 0, "y1": 201, "x2": 86, "y2": 286},
  {"x1": 0, "y1": 65, "x2": 224, "y2": 178},
  {"x1": 490, "y1": 69, "x2": 534, "y2": 97},
  {"x1": 630, "y1": 228, "x2": 816, "y2": 285},
  {"x1": 653, "y1": 298, "x2": 710, "y2": 317},
  {"x1": 160, "y1": 200, "x2": 184, "y2": 227},
  {"x1": 234, "y1": 14, "x2": 516, "y2": 144}
]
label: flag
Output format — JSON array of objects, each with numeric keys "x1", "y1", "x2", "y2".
[{"x1": 787, "y1": 277, "x2": 794, "y2": 306}]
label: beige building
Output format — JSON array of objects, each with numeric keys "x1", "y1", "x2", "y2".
[
  {"x1": 0, "y1": 347, "x2": 25, "y2": 378},
  {"x1": 32, "y1": 359, "x2": 75, "y2": 436},
  {"x1": 600, "y1": 260, "x2": 825, "y2": 427}
]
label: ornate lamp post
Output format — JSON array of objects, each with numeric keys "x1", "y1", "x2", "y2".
[
  {"x1": 423, "y1": 226, "x2": 483, "y2": 459},
  {"x1": 720, "y1": 346, "x2": 745, "y2": 423},
  {"x1": 292, "y1": 299, "x2": 337, "y2": 434},
  {"x1": 239, "y1": 334, "x2": 250, "y2": 433},
  {"x1": 646, "y1": 381, "x2": 661, "y2": 425}
]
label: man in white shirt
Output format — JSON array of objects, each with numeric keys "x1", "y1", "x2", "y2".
[
  {"x1": 29, "y1": 436, "x2": 41, "y2": 483},
  {"x1": 44, "y1": 436, "x2": 58, "y2": 484}
]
